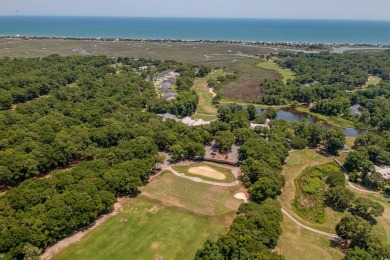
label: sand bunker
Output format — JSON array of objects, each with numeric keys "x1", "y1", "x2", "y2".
[
  {"x1": 188, "y1": 166, "x2": 226, "y2": 180},
  {"x1": 234, "y1": 192, "x2": 248, "y2": 202}
]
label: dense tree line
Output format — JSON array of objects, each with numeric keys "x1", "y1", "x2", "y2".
[
  {"x1": 256, "y1": 51, "x2": 390, "y2": 130},
  {"x1": 344, "y1": 131, "x2": 390, "y2": 190}
]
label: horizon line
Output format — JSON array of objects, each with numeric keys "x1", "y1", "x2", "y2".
[{"x1": 1, "y1": 15, "x2": 390, "y2": 22}]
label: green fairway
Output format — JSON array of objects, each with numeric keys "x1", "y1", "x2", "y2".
[
  {"x1": 54, "y1": 171, "x2": 242, "y2": 260},
  {"x1": 256, "y1": 61, "x2": 295, "y2": 83},
  {"x1": 192, "y1": 70, "x2": 227, "y2": 118},
  {"x1": 54, "y1": 197, "x2": 227, "y2": 260}
]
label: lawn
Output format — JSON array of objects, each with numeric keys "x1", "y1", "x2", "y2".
[
  {"x1": 256, "y1": 61, "x2": 295, "y2": 83},
  {"x1": 172, "y1": 162, "x2": 236, "y2": 183},
  {"x1": 54, "y1": 171, "x2": 242, "y2": 260}
]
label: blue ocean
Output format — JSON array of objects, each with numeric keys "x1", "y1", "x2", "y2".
[{"x1": 1, "y1": 16, "x2": 390, "y2": 44}]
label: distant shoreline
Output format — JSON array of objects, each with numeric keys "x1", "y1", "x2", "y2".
[{"x1": 1, "y1": 35, "x2": 389, "y2": 51}]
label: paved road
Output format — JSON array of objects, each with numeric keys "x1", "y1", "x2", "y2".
[
  {"x1": 166, "y1": 166, "x2": 239, "y2": 187},
  {"x1": 281, "y1": 208, "x2": 339, "y2": 240}
]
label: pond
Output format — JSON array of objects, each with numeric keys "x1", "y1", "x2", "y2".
[{"x1": 256, "y1": 107, "x2": 367, "y2": 137}]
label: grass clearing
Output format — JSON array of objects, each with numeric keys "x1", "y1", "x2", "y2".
[
  {"x1": 256, "y1": 61, "x2": 295, "y2": 83},
  {"x1": 55, "y1": 170, "x2": 242, "y2": 260},
  {"x1": 362, "y1": 75, "x2": 382, "y2": 88},
  {"x1": 172, "y1": 162, "x2": 236, "y2": 183}
]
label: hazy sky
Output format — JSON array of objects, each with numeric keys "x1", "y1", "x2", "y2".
[{"x1": 2, "y1": 0, "x2": 390, "y2": 21}]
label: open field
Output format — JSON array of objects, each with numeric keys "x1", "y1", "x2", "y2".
[
  {"x1": 54, "y1": 170, "x2": 242, "y2": 260},
  {"x1": 256, "y1": 61, "x2": 295, "y2": 83},
  {"x1": 172, "y1": 162, "x2": 236, "y2": 183}
]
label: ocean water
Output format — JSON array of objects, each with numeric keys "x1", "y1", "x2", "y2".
[{"x1": 1, "y1": 16, "x2": 390, "y2": 44}]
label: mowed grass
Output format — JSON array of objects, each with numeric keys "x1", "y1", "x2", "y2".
[
  {"x1": 256, "y1": 61, "x2": 295, "y2": 83},
  {"x1": 54, "y1": 197, "x2": 226, "y2": 260},
  {"x1": 172, "y1": 162, "x2": 236, "y2": 183},
  {"x1": 276, "y1": 216, "x2": 343, "y2": 260},
  {"x1": 141, "y1": 171, "x2": 241, "y2": 216},
  {"x1": 55, "y1": 171, "x2": 241, "y2": 260},
  {"x1": 192, "y1": 69, "x2": 227, "y2": 117}
]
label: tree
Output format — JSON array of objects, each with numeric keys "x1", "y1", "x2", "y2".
[
  {"x1": 353, "y1": 197, "x2": 384, "y2": 220},
  {"x1": 362, "y1": 172, "x2": 385, "y2": 190},
  {"x1": 325, "y1": 186, "x2": 355, "y2": 211},
  {"x1": 246, "y1": 105, "x2": 257, "y2": 121},
  {"x1": 336, "y1": 214, "x2": 372, "y2": 247},
  {"x1": 249, "y1": 175, "x2": 284, "y2": 202},
  {"x1": 264, "y1": 108, "x2": 278, "y2": 120},
  {"x1": 290, "y1": 136, "x2": 308, "y2": 149},
  {"x1": 324, "y1": 128, "x2": 346, "y2": 155},
  {"x1": 214, "y1": 131, "x2": 235, "y2": 153},
  {"x1": 344, "y1": 247, "x2": 373, "y2": 260},
  {"x1": 194, "y1": 240, "x2": 223, "y2": 260}
]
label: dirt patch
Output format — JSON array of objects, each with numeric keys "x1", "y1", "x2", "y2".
[
  {"x1": 208, "y1": 87, "x2": 217, "y2": 97},
  {"x1": 119, "y1": 218, "x2": 128, "y2": 222},
  {"x1": 151, "y1": 242, "x2": 161, "y2": 249},
  {"x1": 188, "y1": 166, "x2": 226, "y2": 180},
  {"x1": 155, "y1": 255, "x2": 164, "y2": 260}
]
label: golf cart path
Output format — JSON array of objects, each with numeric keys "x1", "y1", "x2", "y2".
[{"x1": 281, "y1": 208, "x2": 339, "y2": 240}]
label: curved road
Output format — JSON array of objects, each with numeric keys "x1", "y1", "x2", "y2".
[{"x1": 281, "y1": 208, "x2": 339, "y2": 240}]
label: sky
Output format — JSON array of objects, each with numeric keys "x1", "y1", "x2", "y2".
[{"x1": 1, "y1": 0, "x2": 390, "y2": 21}]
